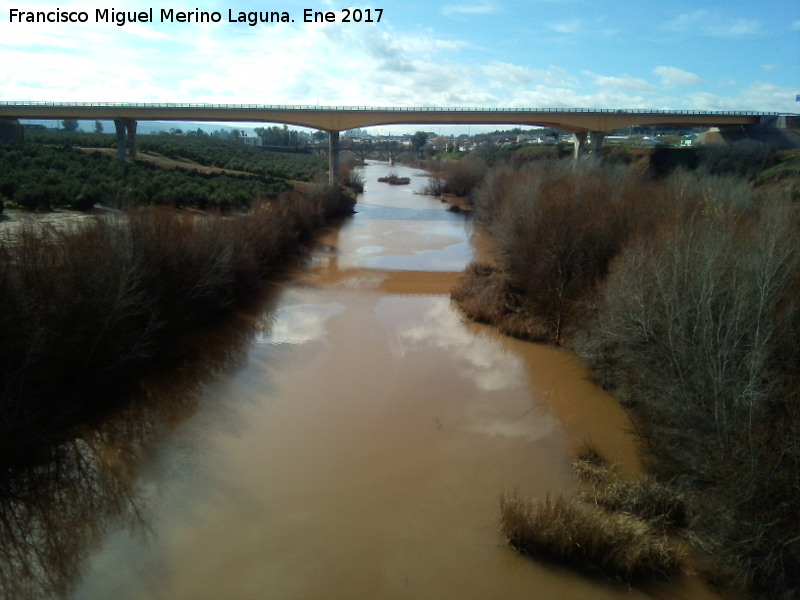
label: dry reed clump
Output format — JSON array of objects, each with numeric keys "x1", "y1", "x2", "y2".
[
  {"x1": 499, "y1": 491, "x2": 684, "y2": 583},
  {"x1": 572, "y1": 451, "x2": 689, "y2": 529},
  {"x1": 500, "y1": 447, "x2": 690, "y2": 585},
  {"x1": 339, "y1": 162, "x2": 365, "y2": 193}
]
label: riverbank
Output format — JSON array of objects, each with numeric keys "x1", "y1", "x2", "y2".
[
  {"x1": 0, "y1": 183, "x2": 355, "y2": 469},
  {"x1": 452, "y1": 159, "x2": 800, "y2": 598}
]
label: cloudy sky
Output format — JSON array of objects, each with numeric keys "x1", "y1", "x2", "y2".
[{"x1": 1, "y1": 0, "x2": 798, "y2": 114}]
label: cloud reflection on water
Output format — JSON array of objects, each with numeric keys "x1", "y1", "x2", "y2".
[
  {"x1": 379, "y1": 296, "x2": 559, "y2": 443},
  {"x1": 254, "y1": 301, "x2": 345, "y2": 346}
]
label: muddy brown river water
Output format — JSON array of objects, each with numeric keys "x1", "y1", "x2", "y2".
[{"x1": 66, "y1": 162, "x2": 717, "y2": 600}]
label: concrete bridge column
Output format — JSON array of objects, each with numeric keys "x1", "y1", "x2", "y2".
[
  {"x1": 126, "y1": 119, "x2": 138, "y2": 161},
  {"x1": 589, "y1": 131, "x2": 606, "y2": 159},
  {"x1": 572, "y1": 132, "x2": 588, "y2": 159},
  {"x1": 114, "y1": 118, "x2": 127, "y2": 162},
  {"x1": 328, "y1": 130, "x2": 340, "y2": 186},
  {"x1": 113, "y1": 118, "x2": 138, "y2": 162}
]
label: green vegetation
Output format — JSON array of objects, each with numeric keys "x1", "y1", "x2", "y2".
[
  {"x1": 0, "y1": 143, "x2": 287, "y2": 211},
  {"x1": 755, "y1": 150, "x2": 800, "y2": 201},
  {"x1": 28, "y1": 130, "x2": 325, "y2": 180},
  {"x1": 452, "y1": 149, "x2": 800, "y2": 598},
  {"x1": 0, "y1": 131, "x2": 328, "y2": 212}
]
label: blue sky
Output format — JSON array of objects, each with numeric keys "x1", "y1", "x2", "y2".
[{"x1": 1, "y1": 0, "x2": 798, "y2": 115}]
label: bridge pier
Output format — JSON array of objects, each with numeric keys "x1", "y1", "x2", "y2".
[
  {"x1": 589, "y1": 131, "x2": 606, "y2": 159},
  {"x1": 328, "y1": 130, "x2": 340, "y2": 186},
  {"x1": 573, "y1": 131, "x2": 606, "y2": 161},
  {"x1": 113, "y1": 118, "x2": 138, "y2": 162},
  {"x1": 572, "y1": 132, "x2": 588, "y2": 159}
]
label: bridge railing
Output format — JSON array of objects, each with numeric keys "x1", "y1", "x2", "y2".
[{"x1": 0, "y1": 100, "x2": 782, "y2": 116}]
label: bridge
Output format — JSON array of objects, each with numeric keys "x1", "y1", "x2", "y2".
[{"x1": 0, "y1": 101, "x2": 790, "y2": 183}]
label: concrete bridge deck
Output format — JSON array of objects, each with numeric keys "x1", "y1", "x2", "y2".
[
  {"x1": 0, "y1": 101, "x2": 772, "y2": 133},
  {"x1": 0, "y1": 102, "x2": 792, "y2": 183}
]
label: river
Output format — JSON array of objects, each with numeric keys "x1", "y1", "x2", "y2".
[{"x1": 62, "y1": 161, "x2": 713, "y2": 600}]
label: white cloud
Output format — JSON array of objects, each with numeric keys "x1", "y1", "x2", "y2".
[
  {"x1": 686, "y1": 82, "x2": 799, "y2": 112},
  {"x1": 583, "y1": 71, "x2": 656, "y2": 92},
  {"x1": 665, "y1": 12, "x2": 761, "y2": 37},
  {"x1": 483, "y1": 62, "x2": 578, "y2": 87},
  {"x1": 706, "y1": 18, "x2": 761, "y2": 37},
  {"x1": 547, "y1": 19, "x2": 581, "y2": 34},
  {"x1": 442, "y1": 4, "x2": 497, "y2": 17},
  {"x1": 664, "y1": 10, "x2": 707, "y2": 31},
  {"x1": 653, "y1": 66, "x2": 703, "y2": 88}
]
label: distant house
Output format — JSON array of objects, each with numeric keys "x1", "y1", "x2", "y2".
[{"x1": 680, "y1": 133, "x2": 699, "y2": 147}]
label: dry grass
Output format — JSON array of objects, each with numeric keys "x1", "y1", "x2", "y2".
[
  {"x1": 500, "y1": 446, "x2": 689, "y2": 585},
  {"x1": 339, "y1": 162, "x2": 365, "y2": 192},
  {"x1": 500, "y1": 491, "x2": 684, "y2": 583},
  {"x1": 573, "y1": 451, "x2": 689, "y2": 530}
]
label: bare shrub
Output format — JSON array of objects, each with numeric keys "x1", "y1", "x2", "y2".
[
  {"x1": 500, "y1": 491, "x2": 684, "y2": 583},
  {"x1": 421, "y1": 176, "x2": 445, "y2": 196},
  {"x1": 471, "y1": 162, "x2": 670, "y2": 342},
  {"x1": 575, "y1": 192, "x2": 800, "y2": 597},
  {"x1": 0, "y1": 186, "x2": 352, "y2": 464},
  {"x1": 451, "y1": 262, "x2": 553, "y2": 341},
  {"x1": 440, "y1": 156, "x2": 488, "y2": 199}
]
